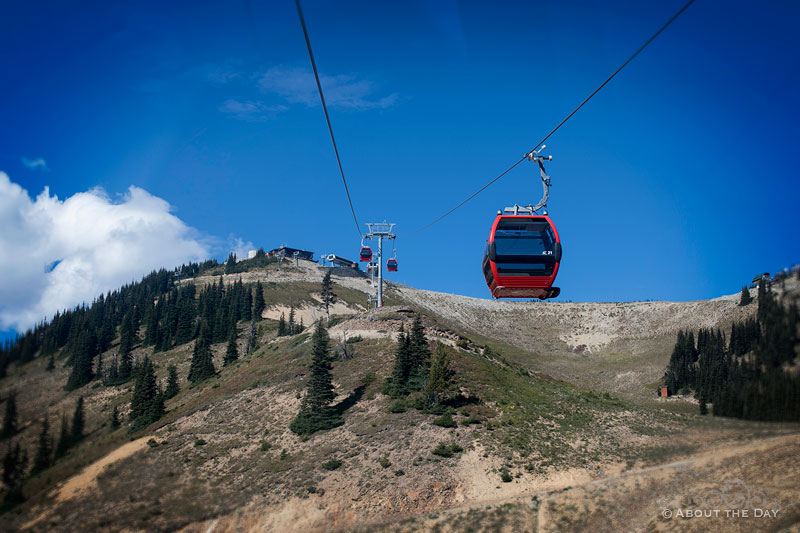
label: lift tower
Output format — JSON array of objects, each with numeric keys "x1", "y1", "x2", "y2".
[{"x1": 364, "y1": 222, "x2": 396, "y2": 308}]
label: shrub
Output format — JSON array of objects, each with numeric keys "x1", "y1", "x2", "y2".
[
  {"x1": 394, "y1": 469, "x2": 405, "y2": 477},
  {"x1": 322, "y1": 458, "x2": 342, "y2": 471},
  {"x1": 500, "y1": 467, "x2": 512, "y2": 483},
  {"x1": 389, "y1": 399, "x2": 407, "y2": 413},
  {"x1": 361, "y1": 372, "x2": 377, "y2": 384},
  {"x1": 379, "y1": 456, "x2": 391, "y2": 468},
  {"x1": 194, "y1": 438, "x2": 206, "y2": 447},
  {"x1": 260, "y1": 440, "x2": 271, "y2": 452},
  {"x1": 461, "y1": 415, "x2": 482, "y2": 426},
  {"x1": 346, "y1": 335, "x2": 364, "y2": 344},
  {"x1": 433, "y1": 413, "x2": 456, "y2": 428},
  {"x1": 431, "y1": 442, "x2": 463, "y2": 458},
  {"x1": 280, "y1": 449, "x2": 288, "y2": 460}
]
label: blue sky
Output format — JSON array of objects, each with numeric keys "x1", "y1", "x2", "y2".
[{"x1": 1, "y1": 0, "x2": 799, "y2": 338}]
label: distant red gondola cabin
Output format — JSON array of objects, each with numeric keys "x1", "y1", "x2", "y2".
[
  {"x1": 359, "y1": 247, "x2": 372, "y2": 262},
  {"x1": 387, "y1": 258, "x2": 398, "y2": 272},
  {"x1": 482, "y1": 214, "x2": 561, "y2": 299}
]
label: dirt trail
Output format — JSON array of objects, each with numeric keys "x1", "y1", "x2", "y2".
[
  {"x1": 55, "y1": 436, "x2": 152, "y2": 503},
  {"x1": 21, "y1": 436, "x2": 153, "y2": 531}
]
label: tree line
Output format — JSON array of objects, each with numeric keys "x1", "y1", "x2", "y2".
[{"x1": 663, "y1": 282, "x2": 800, "y2": 421}]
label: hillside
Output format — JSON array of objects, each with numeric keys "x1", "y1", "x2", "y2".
[{"x1": 1, "y1": 261, "x2": 798, "y2": 532}]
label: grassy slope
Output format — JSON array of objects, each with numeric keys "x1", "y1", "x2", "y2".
[{"x1": 1, "y1": 273, "x2": 798, "y2": 531}]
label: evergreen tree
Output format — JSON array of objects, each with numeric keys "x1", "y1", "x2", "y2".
[
  {"x1": 130, "y1": 357, "x2": 164, "y2": 429},
  {"x1": 98, "y1": 317, "x2": 114, "y2": 354},
  {"x1": 1, "y1": 390, "x2": 19, "y2": 440},
  {"x1": 738, "y1": 286, "x2": 753, "y2": 306},
  {"x1": 118, "y1": 311, "x2": 135, "y2": 357},
  {"x1": 46, "y1": 355, "x2": 55, "y2": 371},
  {"x1": 65, "y1": 330, "x2": 94, "y2": 390},
  {"x1": 423, "y1": 343, "x2": 456, "y2": 406},
  {"x1": 407, "y1": 315, "x2": 431, "y2": 390},
  {"x1": 110, "y1": 405, "x2": 120, "y2": 429},
  {"x1": 174, "y1": 299, "x2": 195, "y2": 345},
  {"x1": 224, "y1": 326, "x2": 239, "y2": 366},
  {"x1": 54, "y1": 413, "x2": 70, "y2": 458},
  {"x1": 383, "y1": 327, "x2": 412, "y2": 398},
  {"x1": 288, "y1": 307, "x2": 296, "y2": 335},
  {"x1": 290, "y1": 321, "x2": 342, "y2": 435},
  {"x1": 242, "y1": 286, "x2": 253, "y2": 322},
  {"x1": 320, "y1": 270, "x2": 337, "y2": 321},
  {"x1": 224, "y1": 252, "x2": 237, "y2": 273},
  {"x1": 164, "y1": 365, "x2": 180, "y2": 400},
  {"x1": 148, "y1": 388, "x2": 165, "y2": 426},
  {"x1": 699, "y1": 397, "x2": 708, "y2": 415},
  {"x1": 2, "y1": 442, "x2": 27, "y2": 505},
  {"x1": 118, "y1": 346, "x2": 133, "y2": 383},
  {"x1": 253, "y1": 281, "x2": 265, "y2": 320},
  {"x1": 278, "y1": 313, "x2": 287, "y2": 336},
  {"x1": 70, "y1": 396, "x2": 85, "y2": 445},
  {"x1": 188, "y1": 321, "x2": 216, "y2": 384},
  {"x1": 31, "y1": 417, "x2": 52, "y2": 475}
]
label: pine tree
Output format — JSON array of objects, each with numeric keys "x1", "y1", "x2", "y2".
[
  {"x1": 383, "y1": 327, "x2": 412, "y2": 398},
  {"x1": 224, "y1": 326, "x2": 239, "y2": 366},
  {"x1": 290, "y1": 321, "x2": 342, "y2": 435},
  {"x1": 408, "y1": 315, "x2": 431, "y2": 390},
  {"x1": 54, "y1": 413, "x2": 70, "y2": 458},
  {"x1": 1, "y1": 390, "x2": 19, "y2": 440},
  {"x1": 2, "y1": 442, "x2": 28, "y2": 505},
  {"x1": 118, "y1": 345, "x2": 133, "y2": 382},
  {"x1": 164, "y1": 365, "x2": 180, "y2": 400},
  {"x1": 278, "y1": 313, "x2": 287, "y2": 336},
  {"x1": 253, "y1": 281, "x2": 265, "y2": 320},
  {"x1": 110, "y1": 405, "x2": 120, "y2": 429},
  {"x1": 70, "y1": 396, "x2": 85, "y2": 445},
  {"x1": 188, "y1": 321, "x2": 216, "y2": 383},
  {"x1": 130, "y1": 357, "x2": 164, "y2": 429},
  {"x1": 320, "y1": 270, "x2": 338, "y2": 321},
  {"x1": 148, "y1": 387, "x2": 165, "y2": 426},
  {"x1": 224, "y1": 252, "x2": 237, "y2": 274},
  {"x1": 288, "y1": 307, "x2": 296, "y2": 335},
  {"x1": 242, "y1": 286, "x2": 253, "y2": 322},
  {"x1": 174, "y1": 299, "x2": 195, "y2": 345},
  {"x1": 65, "y1": 330, "x2": 94, "y2": 390},
  {"x1": 98, "y1": 317, "x2": 114, "y2": 354},
  {"x1": 739, "y1": 286, "x2": 753, "y2": 306},
  {"x1": 118, "y1": 311, "x2": 135, "y2": 358},
  {"x1": 423, "y1": 343, "x2": 456, "y2": 406},
  {"x1": 31, "y1": 417, "x2": 52, "y2": 475}
]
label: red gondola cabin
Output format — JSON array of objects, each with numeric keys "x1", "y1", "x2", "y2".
[
  {"x1": 482, "y1": 214, "x2": 561, "y2": 299},
  {"x1": 359, "y1": 247, "x2": 372, "y2": 262},
  {"x1": 386, "y1": 258, "x2": 398, "y2": 272}
]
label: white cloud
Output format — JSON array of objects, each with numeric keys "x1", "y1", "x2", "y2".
[
  {"x1": 218, "y1": 99, "x2": 287, "y2": 121},
  {"x1": 227, "y1": 235, "x2": 255, "y2": 259},
  {"x1": 0, "y1": 172, "x2": 210, "y2": 331},
  {"x1": 258, "y1": 66, "x2": 398, "y2": 110},
  {"x1": 21, "y1": 157, "x2": 48, "y2": 171}
]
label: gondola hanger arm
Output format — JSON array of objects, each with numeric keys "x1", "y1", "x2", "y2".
[{"x1": 505, "y1": 146, "x2": 552, "y2": 215}]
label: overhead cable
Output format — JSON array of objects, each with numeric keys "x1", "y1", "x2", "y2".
[
  {"x1": 403, "y1": 0, "x2": 696, "y2": 236},
  {"x1": 295, "y1": 0, "x2": 363, "y2": 237}
]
